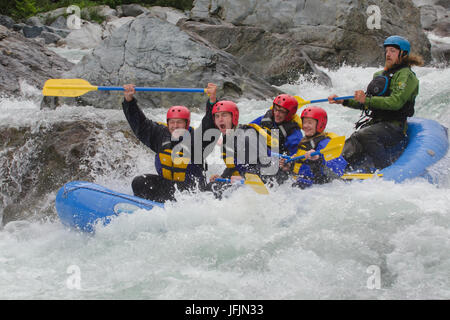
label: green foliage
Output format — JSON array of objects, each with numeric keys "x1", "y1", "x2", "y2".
[
  {"x1": 13, "y1": 0, "x2": 37, "y2": 19},
  {"x1": 1, "y1": 0, "x2": 194, "y2": 21},
  {"x1": 81, "y1": 7, "x2": 107, "y2": 25}
]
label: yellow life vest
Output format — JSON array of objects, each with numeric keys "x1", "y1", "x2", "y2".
[
  {"x1": 221, "y1": 146, "x2": 241, "y2": 177},
  {"x1": 159, "y1": 147, "x2": 190, "y2": 182},
  {"x1": 292, "y1": 132, "x2": 339, "y2": 175},
  {"x1": 292, "y1": 114, "x2": 303, "y2": 129},
  {"x1": 246, "y1": 123, "x2": 280, "y2": 149},
  {"x1": 157, "y1": 122, "x2": 193, "y2": 182}
]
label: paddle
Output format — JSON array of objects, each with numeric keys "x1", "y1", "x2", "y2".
[
  {"x1": 215, "y1": 173, "x2": 269, "y2": 195},
  {"x1": 272, "y1": 135, "x2": 345, "y2": 164},
  {"x1": 42, "y1": 79, "x2": 206, "y2": 97},
  {"x1": 294, "y1": 95, "x2": 354, "y2": 107},
  {"x1": 288, "y1": 136, "x2": 345, "y2": 163},
  {"x1": 341, "y1": 173, "x2": 383, "y2": 180}
]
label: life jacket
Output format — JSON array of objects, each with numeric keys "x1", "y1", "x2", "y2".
[
  {"x1": 220, "y1": 124, "x2": 273, "y2": 176},
  {"x1": 221, "y1": 143, "x2": 242, "y2": 177},
  {"x1": 256, "y1": 109, "x2": 302, "y2": 153},
  {"x1": 292, "y1": 132, "x2": 339, "y2": 175},
  {"x1": 155, "y1": 123, "x2": 195, "y2": 183},
  {"x1": 157, "y1": 138, "x2": 191, "y2": 182},
  {"x1": 360, "y1": 64, "x2": 415, "y2": 126}
]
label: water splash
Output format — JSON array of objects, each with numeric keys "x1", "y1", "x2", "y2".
[{"x1": 0, "y1": 65, "x2": 449, "y2": 299}]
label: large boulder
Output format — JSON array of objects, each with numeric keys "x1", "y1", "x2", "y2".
[
  {"x1": 58, "y1": 13, "x2": 281, "y2": 110},
  {"x1": 64, "y1": 20, "x2": 103, "y2": 49},
  {"x1": 118, "y1": 4, "x2": 150, "y2": 17},
  {"x1": 0, "y1": 15, "x2": 15, "y2": 29},
  {"x1": 102, "y1": 16, "x2": 135, "y2": 39},
  {"x1": 81, "y1": 5, "x2": 118, "y2": 21},
  {"x1": 190, "y1": 0, "x2": 432, "y2": 67},
  {"x1": 178, "y1": 19, "x2": 331, "y2": 86},
  {"x1": 0, "y1": 118, "x2": 144, "y2": 225},
  {"x1": 36, "y1": 7, "x2": 68, "y2": 25},
  {"x1": 0, "y1": 25, "x2": 73, "y2": 97},
  {"x1": 148, "y1": 6, "x2": 188, "y2": 25}
]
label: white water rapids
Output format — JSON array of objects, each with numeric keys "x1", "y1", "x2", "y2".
[{"x1": 0, "y1": 54, "x2": 449, "y2": 299}]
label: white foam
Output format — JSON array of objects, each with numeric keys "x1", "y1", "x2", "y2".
[{"x1": 0, "y1": 65, "x2": 449, "y2": 299}]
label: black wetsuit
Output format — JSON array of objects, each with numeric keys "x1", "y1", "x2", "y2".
[{"x1": 123, "y1": 98, "x2": 217, "y2": 202}]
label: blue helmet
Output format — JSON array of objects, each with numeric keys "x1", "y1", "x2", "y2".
[{"x1": 383, "y1": 35, "x2": 410, "y2": 54}]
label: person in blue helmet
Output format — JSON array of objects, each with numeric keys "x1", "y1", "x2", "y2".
[{"x1": 328, "y1": 35, "x2": 424, "y2": 170}]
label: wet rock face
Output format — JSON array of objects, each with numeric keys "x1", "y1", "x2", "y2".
[
  {"x1": 415, "y1": 1, "x2": 450, "y2": 65},
  {"x1": 178, "y1": 19, "x2": 332, "y2": 86},
  {"x1": 0, "y1": 119, "x2": 142, "y2": 225},
  {"x1": 0, "y1": 25, "x2": 73, "y2": 97},
  {"x1": 0, "y1": 122, "x2": 94, "y2": 224},
  {"x1": 59, "y1": 14, "x2": 281, "y2": 110},
  {"x1": 190, "y1": 0, "x2": 432, "y2": 67}
]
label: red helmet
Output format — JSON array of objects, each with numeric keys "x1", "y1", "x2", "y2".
[
  {"x1": 167, "y1": 106, "x2": 190, "y2": 128},
  {"x1": 212, "y1": 100, "x2": 239, "y2": 127},
  {"x1": 273, "y1": 94, "x2": 298, "y2": 121},
  {"x1": 301, "y1": 106, "x2": 328, "y2": 133}
]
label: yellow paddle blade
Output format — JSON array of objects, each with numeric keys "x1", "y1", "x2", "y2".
[
  {"x1": 293, "y1": 96, "x2": 310, "y2": 107},
  {"x1": 244, "y1": 173, "x2": 269, "y2": 195},
  {"x1": 321, "y1": 135, "x2": 345, "y2": 161},
  {"x1": 42, "y1": 79, "x2": 98, "y2": 97},
  {"x1": 341, "y1": 173, "x2": 384, "y2": 180},
  {"x1": 292, "y1": 113, "x2": 302, "y2": 129}
]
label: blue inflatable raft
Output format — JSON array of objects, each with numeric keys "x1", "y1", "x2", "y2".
[
  {"x1": 56, "y1": 181, "x2": 164, "y2": 232},
  {"x1": 343, "y1": 117, "x2": 448, "y2": 182},
  {"x1": 56, "y1": 117, "x2": 448, "y2": 232}
]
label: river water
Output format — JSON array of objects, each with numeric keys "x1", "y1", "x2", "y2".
[{"x1": 0, "y1": 48, "x2": 449, "y2": 299}]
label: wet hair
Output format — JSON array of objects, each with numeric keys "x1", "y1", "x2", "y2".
[{"x1": 400, "y1": 53, "x2": 424, "y2": 67}]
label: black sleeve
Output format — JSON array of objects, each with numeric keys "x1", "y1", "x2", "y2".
[
  {"x1": 220, "y1": 167, "x2": 237, "y2": 179},
  {"x1": 122, "y1": 98, "x2": 165, "y2": 152},
  {"x1": 191, "y1": 99, "x2": 220, "y2": 162},
  {"x1": 200, "y1": 99, "x2": 216, "y2": 132}
]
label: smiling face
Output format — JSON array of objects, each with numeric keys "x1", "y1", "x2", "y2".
[
  {"x1": 273, "y1": 104, "x2": 288, "y2": 124},
  {"x1": 385, "y1": 46, "x2": 400, "y2": 69},
  {"x1": 302, "y1": 117, "x2": 318, "y2": 137},
  {"x1": 167, "y1": 118, "x2": 188, "y2": 138},
  {"x1": 214, "y1": 112, "x2": 234, "y2": 135}
]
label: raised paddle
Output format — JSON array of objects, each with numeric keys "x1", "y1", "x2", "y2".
[
  {"x1": 294, "y1": 95, "x2": 354, "y2": 107},
  {"x1": 42, "y1": 79, "x2": 206, "y2": 97},
  {"x1": 215, "y1": 173, "x2": 269, "y2": 195}
]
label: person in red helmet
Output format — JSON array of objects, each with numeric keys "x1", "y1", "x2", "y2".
[
  {"x1": 122, "y1": 83, "x2": 217, "y2": 202},
  {"x1": 208, "y1": 99, "x2": 273, "y2": 184},
  {"x1": 202, "y1": 92, "x2": 276, "y2": 197},
  {"x1": 250, "y1": 94, "x2": 303, "y2": 156},
  {"x1": 280, "y1": 106, "x2": 347, "y2": 189}
]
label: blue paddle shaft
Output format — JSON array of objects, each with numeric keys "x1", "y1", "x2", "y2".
[
  {"x1": 272, "y1": 151, "x2": 320, "y2": 163},
  {"x1": 285, "y1": 150, "x2": 321, "y2": 163},
  {"x1": 270, "y1": 152, "x2": 291, "y2": 159},
  {"x1": 97, "y1": 86, "x2": 205, "y2": 93},
  {"x1": 309, "y1": 96, "x2": 354, "y2": 103},
  {"x1": 215, "y1": 178, "x2": 244, "y2": 184}
]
